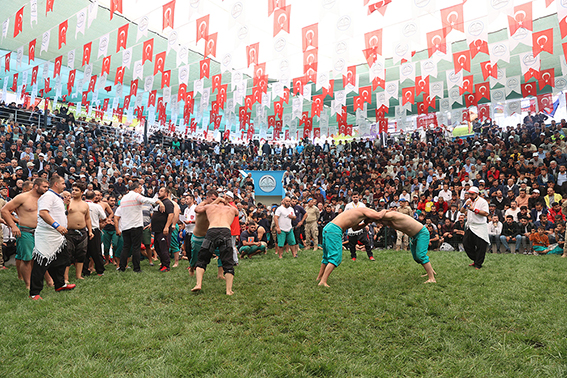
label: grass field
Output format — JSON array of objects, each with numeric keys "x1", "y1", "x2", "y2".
[{"x1": 1, "y1": 248, "x2": 566, "y2": 378}]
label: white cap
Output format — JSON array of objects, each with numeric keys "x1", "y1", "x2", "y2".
[
  {"x1": 225, "y1": 191, "x2": 234, "y2": 198},
  {"x1": 468, "y1": 187, "x2": 479, "y2": 194}
]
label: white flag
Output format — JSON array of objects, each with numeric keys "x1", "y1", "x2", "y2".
[
  {"x1": 508, "y1": 27, "x2": 532, "y2": 51},
  {"x1": 490, "y1": 67, "x2": 506, "y2": 88},
  {"x1": 439, "y1": 98, "x2": 451, "y2": 113},
  {"x1": 176, "y1": 45, "x2": 188, "y2": 67},
  {"x1": 133, "y1": 60, "x2": 143, "y2": 80},
  {"x1": 75, "y1": 8, "x2": 87, "y2": 38},
  {"x1": 505, "y1": 76, "x2": 521, "y2": 96},
  {"x1": 448, "y1": 87, "x2": 463, "y2": 106},
  {"x1": 506, "y1": 100, "x2": 521, "y2": 116},
  {"x1": 430, "y1": 81, "x2": 444, "y2": 99},
  {"x1": 30, "y1": 0, "x2": 38, "y2": 26},
  {"x1": 385, "y1": 81, "x2": 399, "y2": 101},
  {"x1": 122, "y1": 47, "x2": 132, "y2": 69},
  {"x1": 518, "y1": 51, "x2": 540, "y2": 76},
  {"x1": 446, "y1": 69, "x2": 463, "y2": 90},
  {"x1": 490, "y1": 88, "x2": 506, "y2": 103},
  {"x1": 2, "y1": 19, "x2": 9, "y2": 39},
  {"x1": 16, "y1": 46, "x2": 23, "y2": 68},
  {"x1": 420, "y1": 59, "x2": 437, "y2": 79},
  {"x1": 98, "y1": 33, "x2": 109, "y2": 58},
  {"x1": 399, "y1": 62, "x2": 415, "y2": 83},
  {"x1": 144, "y1": 75, "x2": 154, "y2": 92},
  {"x1": 88, "y1": 0, "x2": 98, "y2": 28},
  {"x1": 178, "y1": 65, "x2": 189, "y2": 86},
  {"x1": 137, "y1": 15, "x2": 149, "y2": 42},
  {"x1": 292, "y1": 97, "x2": 302, "y2": 120},
  {"x1": 67, "y1": 49, "x2": 75, "y2": 69},
  {"x1": 489, "y1": 40, "x2": 510, "y2": 65},
  {"x1": 41, "y1": 30, "x2": 50, "y2": 53}
]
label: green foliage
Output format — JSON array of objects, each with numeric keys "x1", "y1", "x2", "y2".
[{"x1": 1, "y1": 249, "x2": 566, "y2": 377}]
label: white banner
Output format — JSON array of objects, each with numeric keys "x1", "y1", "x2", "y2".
[
  {"x1": 519, "y1": 51, "x2": 540, "y2": 76},
  {"x1": 98, "y1": 33, "x2": 109, "y2": 58},
  {"x1": 30, "y1": 0, "x2": 38, "y2": 26},
  {"x1": 122, "y1": 47, "x2": 132, "y2": 69},
  {"x1": 490, "y1": 67, "x2": 506, "y2": 88},
  {"x1": 385, "y1": 81, "x2": 399, "y2": 101},
  {"x1": 448, "y1": 87, "x2": 463, "y2": 106},
  {"x1": 41, "y1": 30, "x2": 50, "y2": 54},
  {"x1": 490, "y1": 88, "x2": 506, "y2": 103},
  {"x1": 88, "y1": 0, "x2": 98, "y2": 28},
  {"x1": 489, "y1": 40, "x2": 510, "y2": 65},
  {"x1": 430, "y1": 81, "x2": 444, "y2": 99},
  {"x1": 505, "y1": 75, "x2": 521, "y2": 96},
  {"x1": 399, "y1": 62, "x2": 415, "y2": 83},
  {"x1": 137, "y1": 15, "x2": 149, "y2": 42},
  {"x1": 75, "y1": 8, "x2": 87, "y2": 38},
  {"x1": 420, "y1": 59, "x2": 437, "y2": 79},
  {"x1": 67, "y1": 49, "x2": 75, "y2": 69},
  {"x1": 506, "y1": 100, "x2": 521, "y2": 116},
  {"x1": 446, "y1": 69, "x2": 463, "y2": 90}
]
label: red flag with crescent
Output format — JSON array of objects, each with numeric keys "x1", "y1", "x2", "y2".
[
  {"x1": 196, "y1": 15, "x2": 209, "y2": 44},
  {"x1": 14, "y1": 7, "x2": 24, "y2": 38},
  {"x1": 82, "y1": 42, "x2": 92, "y2": 66},
  {"x1": 54, "y1": 55, "x2": 63, "y2": 77},
  {"x1": 205, "y1": 33, "x2": 217, "y2": 57},
  {"x1": 154, "y1": 51, "x2": 166, "y2": 75},
  {"x1": 28, "y1": 40, "x2": 36, "y2": 64},
  {"x1": 143, "y1": 39, "x2": 154, "y2": 64},
  {"x1": 246, "y1": 43, "x2": 259, "y2": 68},
  {"x1": 440, "y1": 3, "x2": 464, "y2": 35},
  {"x1": 116, "y1": 24, "x2": 129, "y2": 53},
  {"x1": 110, "y1": 0, "x2": 122, "y2": 20},
  {"x1": 200, "y1": 58, "x2": 210, "y2": 79},
  {"x1": 302, "y1": 23, "x2": 318, "y2": 52},
  {"x1": 508, "y1": 2, "x2": 532, "y2": 36},
  {"x1": 268, "y1": 0, "x2": 286, "y2": 16},
  {"x1": 162, "y1": 0, "x2": 175, "y2": 30},
  {"x1": 453, "y1": 50, "x2": 470, "y2": 73},
  {"x1": 58, "y1": 20, "x2": 68, "y2": 49},
  {"x1": 273, "y1": 5, "x2": 291, "y2": 37},
  {"x1": 538, "y1": 68, "x2": 554, "y2": 91},
  {"x1": 426, "y1": 29, "x2": 446, "y2": 57},
  {"x1": 102, "y1": 56, "x2": 111, "y2": 76},
  {"x1": 532, "y1": 28, "x2": 553, "y2": 57}
]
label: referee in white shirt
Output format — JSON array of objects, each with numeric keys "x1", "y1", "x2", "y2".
[
  {"x1": 344, "y1": 192, "x2": 374, "y2": 261},
  {"x1": 116, "y1": 182, "x2": 164, "y2": 273}
]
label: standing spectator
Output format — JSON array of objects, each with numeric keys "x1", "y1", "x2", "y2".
[
  {"x1": 83, "y1": 190, "x2": 106, "y2": 276},
  {"x1": 116, "y1": 182, "x2": 165, "y2": 273},
  {"x1": 461, "y1": 187, "x2": 489, "y2": 269},
  {"x1": 290, "y1": 197, "x2": 307, "y2": 250},
  {"x1": 344, "y1": 192, "x2": 374, "y2": 261},
  {"x1": 488, "y1": 215, "x2": 503, "y2": 254},
  {"x1": 304, "y1": 198, "x2": 320, "y2": 251},
  {"x1": 500, "y1": 215, "x2": 522, "y2": 253},
  {"x1": 274, "y1": 197, "x2": 298, "y2": 258}
]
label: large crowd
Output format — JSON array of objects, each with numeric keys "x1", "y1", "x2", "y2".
[{"x1": 0, "y1": 100, "x2": 566, "y2": 297}]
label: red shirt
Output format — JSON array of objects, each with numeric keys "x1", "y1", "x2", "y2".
[{"x1": 229, "y1": 202, "x2": 240, "y2": 236}]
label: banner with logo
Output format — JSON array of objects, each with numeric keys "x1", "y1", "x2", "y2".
[{"x1": 245, "y1": 171, "x2": 286, "y2": 198}]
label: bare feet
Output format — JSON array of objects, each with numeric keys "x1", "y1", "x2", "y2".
[
  {"x1": 65, "y1": 280, "x2": 70, "y2": 285},
  {"x1": 318, "y1": 281, "x2": 330, "y2": 287},
  {"x1": 316, "y1": 276, "x2": 321, "y2": 281},
  {"x1": 188, "y1": 267, "x2": 195, "y2": 276},
  {"x1": 226, "y1": 290, "x2": 234, "y2": 296},
  {"x1": 217, "y1": 275, "x2": 226, "y2": 280},
  {"x1": 172, "y1": 263, "x2": 179, "y2": 268},
  {"x1": 191, "y1": 285, "x2": 201, "y2": 292},
  {"x1": 421, "y1": 271, "x2": 437, "y2": 277},
  {"x1": 46, "y1": 281, "x2": 54, "y2": 287},
  {"x1": 424, "y1": 278, "x2": 436, "y2": 284}
]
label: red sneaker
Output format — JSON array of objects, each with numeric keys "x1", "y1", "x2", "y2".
[
  {"x1": 369, "y1": 256, "x2": 376, "y2": 261},
  {"x1": 29, "y1": 295, "x2": 43, "y2": 300},
  {"x1": 468, "y1": 263, "x2": 475, "y2": 267},
  {"x1": 55, "y1": 284, "x2": 76, "y2": 292},
  {"x1": 352, "y1": 258, "x2": 356, "y2": 262},
  {"x1": 159, "y1": 266, "x2": 170, "y2": 272}
]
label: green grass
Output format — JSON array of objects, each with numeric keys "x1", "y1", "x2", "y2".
[{"x1": 1, "y1": 249, "x2": 567, "y2": 378}]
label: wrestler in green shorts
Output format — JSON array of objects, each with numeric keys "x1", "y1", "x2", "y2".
[
  {"x1": 102, "y1": 230, "x2": 124, "y2": 258},
  {"x1": 142, "y1": 226, "x2": 152, "y2": 246},
  {"x1": 277, "y1": 229, "x2": 296, "y2": 247},
  {"x1": 191, "y1": 234, "x2": 222, "y2": 268},
  {"x1": 321, "y1": 222, "x2": 344, "y2": 267},
  {"x1": 15, "y1": 226, "x2": 35, "y2": 261},
  {"x1": 409, "y1": 226, "x2": 430, "y2": 264},
  {"x1": 169, "y1": 224, "x2": 180, "y2": 257}
]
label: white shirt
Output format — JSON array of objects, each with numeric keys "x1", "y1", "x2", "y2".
[
  {"x1": 117, "y1": 191, "x2": 160, "y2": 231},
  {"x1": 37, "y1": 189, "x2": 67, "y2": 229},
  {"x1": 183, "y1": 204, "x2": 196, "y2": 233},
  {"x1": 114, "y1": 206, "x2": 124, "y2": 232},
  {"x1": 275, "y1": 206, "x2": 295, "y2": 232},
  {"x1": 466, "y1": 196, "x2": 489, "y2": 243},
  {"x1": 439, "y1": 189, "x2": 452, "y2": 202},
  {"x1": 87, "y1": 201, "x2": 106, "y2": 229},
  {"x1": 344, "y1": 201, "x2": 366, "y2": 234},
  {"x1": 504, "y1": 207, "x2": 520, "y2": 222}
]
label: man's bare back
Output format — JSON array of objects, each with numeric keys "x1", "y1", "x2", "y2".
[
  {"x1": 331, "y1": 208, "x2": 381, "y2": 232},
  {"x1": 374, "y1": 210, "x2": 423, "y2": 237},
  {"x1": 205, "y1": 203, "x2": 238, "y2": 228},
  {"x1": 68, "y1": 199, "x2": 89, "y2": 229}
]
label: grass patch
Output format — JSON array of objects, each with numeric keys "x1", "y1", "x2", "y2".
[{"x1": 1, "y1": 249, "x2": 566, "y2": 377}]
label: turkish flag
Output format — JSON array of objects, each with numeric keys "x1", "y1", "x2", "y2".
[
  {"x1": 82, "y1": 91, "x2": 89, "y2": 106},
  {"x1": 177, "y1": 83, "x2": 187, "y2": 102},
  {"x1": 538, "y1": 68, "x2": 555, "y2": 91},
  {"x1": 116, "y1": 23, "x2": 129, "y2": 53},
  {"x1": 14, "y1": 7, "x2": 24, "y2": 38},
  {"x1": 273, "y1": 5, "x2": 291, "y2": 37},
  {"x1": 453, "y1": 50, "x2": 471, "y2": 73},
  {"x1": 218, "y1": 85, "x2": 227, "y2": 106},
  {"x1": 426, "y1": 29, "x2": 446, "y2": 57},
  {"x1": 154, "y1": 51, "x2": 166, "y2": 75},
  {"x1": 212, "y1": 74, "x2": 222, "y2": 93},
  {"x1": 130, "y1": 79, "x2": 138, "y2": 96},
  {"x1": 82, "y1": 42, "x2": 92, "y2": 66},
  {"x1": 346, "y1": 125, "x2": 353, "y2": 136},
  {"x1": 274, "y1": 100, "x2": 283, "y2": 119},
  {"x1": 246, "y1": 43, "x2": 259, "y2": 68},
  {"x1": 560, "y1": 16, "x2": 567, "y2": 39},
  {"x1": 53, "y1": 55, "x2": 62, "y2": 77},
  {"x1": 67, "y1": 69, "x2": 75, "y2": 93},
  {"x1": 4, "y1": 53, "x2": 10, "y2": 73},
  {"x1": 46, "y1": 0, "x2": 54, "y2": 15},
  {"x1": 102, "y1": 98, "x2": 109, "y2": 112},
  {"x1": 10, "y1": 74, "x2": 17, "y2": 92},
  {"x1": 196, "y1": 15, "x2": 209, "y2": 44},
  {"x1": 469, "y1": 39, "x2": 489, "y2": 59},
  {"x1": 465, "y1": 93, "x2": 477, "y2": 107},
  {"x1": 124, "y1": 95, "x2": 131, "y2": 110},
  {"x1": 417, "y1": 102, "x2": 427, "y2": 115},
  {"x1": 58, "y1": 20, "x2": 68, "y2": 49},
  {"x1": 253, "y1": 63, "x2": 266, "y2": 85},
  {"x1": 368, "y1": 0, "x2": 392, "y2": 16},
  {"x1": 214, "y1": 114, "x2": 222, "y2": 130},
  {"x1": 143, "y1": 39, "x2": 154, "y2": 64},
  {"x1": 110, "y1": 0, "x2": 122, "y2": 20},
  {"x1": 303, "y1": 49, "x2": 318, "y2": 73},
  {"x1": 31, "y1": 66, "x2": 38, "y2": 86},
  {"x1": 478, "y1": 104, "x2": 491, "y2": 122},
  {"x1": 359, "y1": 86, "x2": 372, "y2": 104},
  {"x1": 268, "y1": 0, "x2": 286, "y2": 16},
  {"x1": 245, "y1": 95, "x2": 253, "y2": 111},
  {"x1": 200, "y1": 58, "x2": 210, "y2": 79},
  {"x1": 353, "y1": 96, "x2": 364, "y2": 111},
  {"x1": 475, "y1": 82, "x2": 490, "y2": 102},
  {"x1": 440, "y1": 3, "x2": 464, "y2": 35},
  {"x1": 267, "y1": 115, "x2": 276, "y2": 128},
  {"x1": 524, "y1": 69, "x2": 540, "y2": 83},
  {"x1": 480, "y1": 61, "x2": 497, "y2": 80},
  {"x1": 291, "y1": 76, "x2": 304, "y2": 95},
  {"x1": 300, "y1": 111, "x2": 309, "y2": 126},
  {"x1": 521, "y1": 82, "x2": 537, "y2": 97},
  {"x1": 460, "y1": 75, "x2": 474, "y2": 95},
  {"x1": 416, "y1": 76, "x2": 429, "y2": 97},
  {"x1": 372, "y1": 76, "x2": 384, "y2": 91},
  {"x1": 148, "y1": 90, "x2": 157, "y2": 107},
  {"x1": 424, "y1": 95, "x2": 436, "y2": 110},
  {"x1": 161, "y1": 70, "x2": 171, "y2": 88},
  {"x1": 115, "y1": 66, "x2": 125, "y2": 85},
  {"x1": 537, "y1": 93, "x2": 553, "y2": 114},
  {"x1": 205, "y1": 33, "x2": 217, "y2": 57},
  {"x1": 363, "y1": 47, "x2": 379, "y2": 67},
  {"x1": 102, "y1": 56, "x2": 111, "y2": 76},
  {"x1": 508, "y1": 2, "x2": 532, "y2": 35},
  {"x1": 28, "y1": 39, "x2": 36, "y2": 64},
  {"x1": 532, "y1": 28, "x2": 553, "y2": 57},
  {"x1": 162, "y1": 0, "x2": 175, "y2": 30},
  {"x1": 302, "y1": 23, "x2": 318, "y2": 52},
  {"x1": 344, "y1": 66, "x2": 356, "y2": 87},
  {"x1": 88, "y1": 75, "x2": 97, "y2": 93},
  {"x1": 402, "y1": 87, "x2": 415, "y2": 105},
  {"x1": 224, "y1": 129, "x2": 230, "y2": 140},
  {"x1": 282, "y1": 87, "x2": 290, "y2": 104}
]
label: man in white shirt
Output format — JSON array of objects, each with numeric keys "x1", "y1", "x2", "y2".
[
  {"x1": 116, "y1": 182, "x2": 165, "y2": 273},
  {"x1": 84, "y1": 190, "x2": 107, "y2": 277},
  {"x1": 183, "y1": 194, "x2": 196, "y2": 260},
  {"x1": 344, "y1": 192, "x2": 374, "y2": 261},
  {"x1": 274, "y1": 197, "x2": 298, "y2": 258},
  {"x1": 438, "y1": 184, "x2": 452, "y2": 202},
  {"x1": 460, "y1": 187, "x2": 489, "y2": 269},
  {"x1": 504, "y1": 201, "x2": 520, "y2": 222}
]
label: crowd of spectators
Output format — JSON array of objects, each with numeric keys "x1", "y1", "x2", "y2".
[{"x1": 0, "y1": 99, "x2": 567, "y2": 268}]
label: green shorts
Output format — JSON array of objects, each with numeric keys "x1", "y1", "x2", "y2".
[
  {"x1": 142, "y1": 227, "x2": 152, "y2": 245},
  {"x1": 170, "y1": 224, "x2": 180, "y2": 255},
  {"x1": 15, "y1": 227, "x2": 35, "y2": 261},
  {"x1": 410, "y1": 226, "x2": 430, "y2": 264},
  {"x1": 322, "y1": 222, "x2": 344, "y2": 267},
  {"x1": 277, "y1": 229, "x2": 296, "y2": 247}
]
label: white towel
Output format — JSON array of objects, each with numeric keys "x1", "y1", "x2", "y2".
[{"x1": 33, "y1": 224, "x2": 66, "y2": 266}]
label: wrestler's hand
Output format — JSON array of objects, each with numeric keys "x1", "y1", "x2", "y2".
[
  {"x1": 276, "y1": 227, "x2": 281, "y2": 234},
  {"x1": 11, "y1": 225, "x2": 21, "y2": 238},
  {"x1": 158, "y1": 203, "x2": 165, "y2": 212},
  {"x1": 163, "y1": 227, "x2": 169, "y2": 235},
  {"x1": 89, "y1": 231, "x2": 94, "y2": 240},
  {"x1": 56, "y1": 225, "x2": 68, "y2": 235},
  {"x1": 116, "y1": 229, "x2": 122, "y2": 236}
]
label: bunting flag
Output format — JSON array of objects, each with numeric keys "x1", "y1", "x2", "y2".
[
  {"x1": 440, "y1": 3, "x2": 464, "y2": 35},
  {"x1": 28, "y1": 39, "x2": 36, "y2": 64},
  {"x1": 532, "y1": 28, "x2": 553, "y2": 57},
  {"x1": 402, "y1": 86, "x2": 414, "y2": 105},
  {"x1": 154, "y1": 51, "x2": 166, "y2": 75},
  {"x1": 53, "y1": 55, "x2": 62, "y2": 77},
  {"x1": 116, "y1": 24, "x2": 129, "y2": 53},
  {"x1": 453, "y1": 50, "x2": 470, "y2": 73},
  {"x1": 143, "y1": 39, "x2": 154, "y2": 64},
  {"x1": 82, "y1": 42, "x2": 92, "y2": 66},
  {"x1": 426, "y1": 29, "x2": 446, "y2": 57},
  {"x1": 196, "y1": 14, "x2": 209, "y2": 44},
  {"x1": 508, "y1": 2, "x2": 533, "y2": 36},
  {"x1": 268, "y1": 0, "x2": 286, "y2": 16},
  {"x1": 205, "y1": 33, "x2": 217, "y2": 57},
  {"x1": 101, "y1": 56, "x2": 111, "y2": 76},
  {"x1": 302, "y1": 23, "x2": 318, "y2": 52},
  {"x1": 521, "y1": 81, "x2": 537, "y2": 97},
  {"x1": 58, "y1": 20, "x2": 68, "y2": 49},
  {"x1": 246, "y1": 43, "x2": 259, "y2": 68},
  {"x1": 110, "y1": 0, "x2": 123, "y2": 20},
  {"x1": 273, "y1": 5, "x2": 291, "y2": 36},
  {"x1": 14, "y1": 7, "x2": 24, "y2": 38},
  {"x1": 162, "y1": 0, "x2": 175, "y2": 30},
  {"x1": 200, "y1": 58, "x2": 210, "y2": 79},
  {"x1": 46, "y1": 0, "x2": 54, "y2": 16}
]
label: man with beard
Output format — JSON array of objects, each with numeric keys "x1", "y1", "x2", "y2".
[
  {"x1": 1, "y1": 178, "x2": 49, "y2": 289},
  {"x1": 83, "y1": 190, "x2": 106, "y2": 277},
  {"x1": 65, "y1": 182, "x2": 94, "y2": 282},
  {"x1": 152, "y1": 187, "x2": 174, "y2": 272},
  {"x1": 344, "y1": 192, "x2": 374, "y2": 261},
  {"x1": 460, "y1": 187, "x2": 490, "y2": 269}
]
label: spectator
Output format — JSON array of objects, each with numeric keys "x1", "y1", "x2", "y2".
[
  {"x1": 488, "y1": 215, "x2": 503, "y2": 254},
  {"x1": 499, "y1": 215, "x2": 522, "y2": 254}
]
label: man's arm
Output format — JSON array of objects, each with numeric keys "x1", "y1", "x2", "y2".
[
  {"x1": 163, "y1": 212, "x2": 174, "y2": 234},
  {"x1": 114, "y1": 215, "x2": 121, "y2": 236},
  {"x1": 274, "y1": 214, "x2": 281, "y2": 233},
  {"x1": 39, "y1": 209, "x2": 67, "y2": 235},
  {"x1": 85, "y1": 206, "x2": 94, "y2": 239},
  {"x1": 1, "y1": 196, "x2": 24, "y2": 237}
]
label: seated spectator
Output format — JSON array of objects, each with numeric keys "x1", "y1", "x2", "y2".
[
  {"x1": 488, "y1": 215, "x2": 503, "y2": 254},
  {"x1": 529, "y1": 226, "x2": 561, "y2": 255},
  {"x1": 535, "y1": 214, "x2": 556, "y2": 243},
  {"x1": 518, "y1": 216, "x2": 535, "y2": 255},
  {"x1": 547, "y1": 201, "x2": 565, "y2": 223},
  {"x1": 439, "y1": 218, "x2": 456, "y2": 250},
  {"x1": 426, "y1": 223, "x2": 441, "y2": 250},
  {"x1": 504, "y1": 200, "x2": 521, "y2": 221},
  {"x1": 500, "y1": 215, "x2": 522, "y2": 253},
  {"x1": 238, "y1": 222, "x2": 266, "y2": 258},
  {"x1": 531, "y1": 202, "x2": 548, "y2": 223}
]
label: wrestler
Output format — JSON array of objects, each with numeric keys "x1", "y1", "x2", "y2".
[
  {"x1": 1, "y1": 178, "x2": 49, "y2": 289},
  {"x1": 64, "y1": 182, "x2": 94, "y2": 282},
  {"x1": 191, "y1": 195, "x2": 239, "y2": 295}
]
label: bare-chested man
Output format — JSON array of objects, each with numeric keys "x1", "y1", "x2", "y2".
[
  {"x1": 65, "y1": 182, "x2": 94, "y2": 282},
  {"x1": 192, "y1": 193, "x2": 239, "y2": 295},
  {"x1": 1, "y1": 178, "x2": 49, "y2": 289},
  {"x1": 188, "y1": 190, "x2": 218, "y2": 276},
  {"x1": 316, "y1": 208, "x2": 436, "y2": 287},
  {"x1": 169, "y1": 194, "x2": 181, "y2": 268}
]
